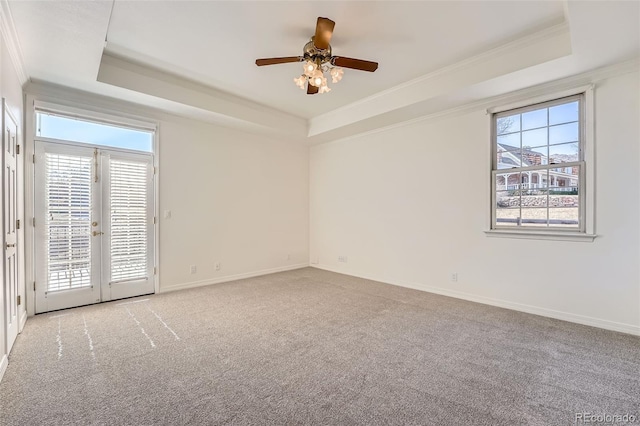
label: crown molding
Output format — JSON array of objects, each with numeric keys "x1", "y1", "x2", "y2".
[
  {"x1": 308, "y1": 21, "x2": 572, "y2": 138},
  {"x1": 0, "y1": 0, "x2": 28, "y2": 85},
  {"x1": 97, "y1": 52, "x2": 308, "y2": 139},
  {"x1": 332, "y1": 21, "x2": 571, "y2": 113},
  {"x1": 24, "y1": 79, "x2": 308, "y2": 145},
  {"x1": 311, "y1": 57, "x2": 639, "y2": 147}
]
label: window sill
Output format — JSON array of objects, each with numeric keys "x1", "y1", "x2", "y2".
[{"x1": 484, "y1": 229, "x2": 596, "y2": 242}]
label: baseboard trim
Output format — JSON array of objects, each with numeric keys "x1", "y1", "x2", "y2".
[
  {"x1": 19, "y1": 310, "x2": 27, "y2": 333},
  {"x1": 160, "y1": 263, "x2": 310, "y2": 293},
  {"x1": 0, "y1": 354, "x2": 7, "y2": 383},
  {"x1": 312, "y1": 264, "x2": 640, "y2": 336}
]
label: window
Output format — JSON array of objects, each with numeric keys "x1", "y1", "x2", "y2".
[
  {"x1": 491, "y1": 94, "x2": 586, "y2": 233},
  {"x1": 36, "y1": 112, "x2": 153, "y2": 152}
]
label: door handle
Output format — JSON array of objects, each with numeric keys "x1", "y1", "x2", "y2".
[
  {"x1": 92, "y1": 231, "x2": 104, "y2": 236},
  {"x1": 6, "y1": 243, "x2": 15, "y2": 248}
]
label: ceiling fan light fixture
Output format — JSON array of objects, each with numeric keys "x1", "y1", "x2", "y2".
[
  {"x1": 330, "y1": 67, "x2": 344, "y2": 83},
  {"x1": 293, "y1": 75, "x2": 307, "y2": 90},
  {"x1": 255, "y1": 17, "x2": 378, "y2": 95},
  {"x1": 303, "y1": 61, "x2": 317, "y2": 77},
  {"x1": 310, "y1": 76, "x2": 323, "y2": 87},
  {"x1": 309, "y1": 69, "x2": 324, "y2": 87}
]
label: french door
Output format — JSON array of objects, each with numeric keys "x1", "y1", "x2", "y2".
[{"x1": 34, "y1": 141, "x2": 155, "y2": 313}]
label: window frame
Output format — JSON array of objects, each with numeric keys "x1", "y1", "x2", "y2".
[
  {"x1": 34, "y1": 103, "x2": 155, "y2": 154},
  {"x1": 486, "y1": 85, "x2": 596, "y2": 242}
]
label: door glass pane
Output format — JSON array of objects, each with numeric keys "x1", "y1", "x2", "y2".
[
  {"x1": 110, "y1": 159, "x2": 149, "y2": 283},
  {"x1": 45, "y1": 153, "x2": 92, "y2": 291}
]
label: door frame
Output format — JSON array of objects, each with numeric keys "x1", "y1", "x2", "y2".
[
  {"x1": 34, "y1": 141, "x2": 155, "y2": 313},
  {"x1": 24, "y1": 95, "x2": 160, "y2": 316}
]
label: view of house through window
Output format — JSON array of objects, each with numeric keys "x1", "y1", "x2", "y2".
[
  {"x1": 492, "y1": 94, "x2": 583, "y2": 230},
  {"x1": 36, "y1": 112, "x2": 153, "y2": 152}
]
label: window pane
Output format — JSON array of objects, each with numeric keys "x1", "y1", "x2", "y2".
[
  {"x1": 496, "y1": 191, "x2": 519, "y2": 227},
  {"x1": 549, "y1": 122, "x2": 579, "y2": 144},
  {"x1": 496, "y1": 114, "x2": 520, "y2": 135},
  {"x1": 549, "y1": 169, "x2": 579, "y2": 193},
  {"x1": 549, "y1": 166, "x2": 579, "y2": 229},
  {"x1": 522, "y1": 108, "x2": 547, "y2": 130},
  {"x1": 37, "y1": 113, "x2": 153, "y2": 152},
  {"x1": 522, "y1": 146, "x2": 547, "y2": 166},
  {"x1": 497, "y1": 133, "x2": 520, "y2": 150},
  {"x1": 522, "y1": 128, "x2": 547, "y2": 147},
  {"x1": 497, "y1": 150, "x2": 522, "y2": 169},
  {"x1": 549, "y1": 143, "x2": 579, "y2": 163},
  {"x1": 529, "y1": 146, "x2": 547, "y2": 156},
  {"x1": 496, "y1": 172, "x2": 521, "y2": 191},
  {"x1": 549, "y1": 101, "x2": 579, "y2": 125},
  {"x1": 549, "y1": 208, "x2": 579, "y2": 228},
  {"x1": 522, "y1": 188, "x2": 548, "y2": 200},
  {"x1": 521, "y1": 208, "x2": 548, "y2": 227},
  {"x1": 521, "y1": 173, "x2": 548, "y2": 190}
]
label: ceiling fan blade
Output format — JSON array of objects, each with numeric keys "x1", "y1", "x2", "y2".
[
  {"x1": 255, "y1": 56, "x2": 303, "y2": 66},
  {"x1": 313, "y1": 17, "x2": 335, "y2": 50},
  {"x1": 307, "y1": 84, "x2": 319, "y2": 95},
  {"x1": 332, "y1": 57, "x2": 378, "y2": 72}
]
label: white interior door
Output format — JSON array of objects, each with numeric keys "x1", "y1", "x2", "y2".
[
  {"x1": 35, "y1": 141, "x2": 154, "y2": 313},
  {"x1": 3, "y1": 101, "x2": 19, "y2": 352}
]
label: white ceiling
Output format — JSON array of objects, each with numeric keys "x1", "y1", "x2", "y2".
[{"x1": 6, "y1": 1, "x2": 640, "y2": 141}]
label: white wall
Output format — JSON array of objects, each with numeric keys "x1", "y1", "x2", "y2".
[
  {"x1": 158, "y1": 118, "x2": 309, "y2": 291},
  {"x1": 22, "y1": 85, "x2": 310, "y2": 303},
  {"x1": 310, "y1": 70, "x2": 640, "y2": 335}
]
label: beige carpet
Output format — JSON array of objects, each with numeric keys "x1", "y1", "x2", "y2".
[{"x1": 1, "y1": 267, "x2": 638, "y2": 425}]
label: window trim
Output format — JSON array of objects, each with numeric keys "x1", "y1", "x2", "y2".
[
  {"x1": 34, "y1": 100, "x2": 157, "y2": 132},
  {"x1": 486, "y1": 85, "x2": 596, "y2": 242}
]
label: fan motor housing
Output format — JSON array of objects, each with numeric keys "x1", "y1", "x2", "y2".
[{"x1": 303, "y1": 39, "x2": 332, "y2": 65}]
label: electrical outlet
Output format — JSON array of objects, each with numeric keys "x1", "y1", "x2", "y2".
[
  {"x1": 338, "y1": 256, "x2": 348, "y2": 263},
  {"x1": 164, "y1": 210, "x2": 172, "y2": 219},
  {"x1": 189, "y1": 265, "x2": 197, "y2": 274},
  {"x1": 215, "y1": 262, "x2": 221, "y2": 271},
  {"x1": 451, "y1": 273, "x2": 458, "y2": 282}
]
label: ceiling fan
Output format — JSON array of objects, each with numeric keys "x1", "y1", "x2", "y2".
[{"x1": 255, "y1": 17, "x2": 378, "y2": 95}]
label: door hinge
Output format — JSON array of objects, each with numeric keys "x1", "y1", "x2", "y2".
[
  {"x1": 16, "y1": 145, "x2": 20, "y2": 155},
  {"x1": 153, "y1": 217, "x2": 156, "y2": 225},
  {"x1": 32, "y1": 154, "x2": 35, "y2": 164},
  {"x1": 153, "y1": 267, "x2": 157, "y2": 275},
  {"x1": 17, "y1": 295, "x2": 21, "y2": 305},
  {"x1": 153, "y1": 166, "x2": 156, "y2": 175},
  {"x1": 33, "y1": 282, "x2": 36, "y2": 291},
  {"x1": 16, "y1": 219, "x2": 20, "y2": 230},
  {"x1": 33, "y1": 217, "x2": 36, "y2": 227}
]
